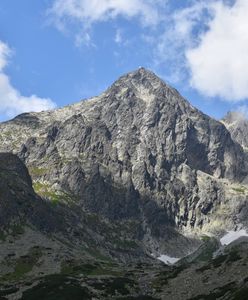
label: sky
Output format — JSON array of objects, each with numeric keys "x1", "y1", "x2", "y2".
[{"x1": 0, "y1": 0, "x2": 248, "y2": 121}]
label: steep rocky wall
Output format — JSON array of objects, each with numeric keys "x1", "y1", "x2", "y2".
[{"x1": 0, "y1": 68, "x2": 248, "y2": 242}]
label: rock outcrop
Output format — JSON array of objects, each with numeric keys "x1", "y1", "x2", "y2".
[
  {"x1": 0, "y1": 68, "x2": 248, "y2": 251},
  {"x1": 1, "y1": 68, "x2": 248, "y2": 299},
  {"x1": 0, "y1": 153, "x2": 61, "y2": 232}
]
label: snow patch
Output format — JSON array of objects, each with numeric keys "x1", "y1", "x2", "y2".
[
  {"x1": 157, "y1": 255, "x2": 181, "y2": 265},
  {"x1": 220, "y1": 229, "x2": 248, "y2": 246}
]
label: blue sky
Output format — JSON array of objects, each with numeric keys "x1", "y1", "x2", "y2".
[{"x1": 0, "y1": 0, "x2": 247, "y2": 121}]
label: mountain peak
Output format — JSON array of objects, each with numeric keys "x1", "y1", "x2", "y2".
[
  {"x1": 128, "y1": 66, "x2": 158, "y2": 78},
  {"x1": 106, "y1": 67, "x2": 176, "y2": 106},
  {"x1": 121, "y1": 67, "x2": 164, "y2": 85}
]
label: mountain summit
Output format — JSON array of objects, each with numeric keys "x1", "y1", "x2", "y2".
[
  {"x1": 107, "y1": 67, "x2": 176, "y2": 104},
  {"x1": 0, "y1": 68, "x2": 247, "y2": 236},
  {"x1": 0, "y1": 69, "x2": 248, "y2": 298}
]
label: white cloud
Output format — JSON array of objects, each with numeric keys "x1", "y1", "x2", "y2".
[
  {"x1": 0, "y1": 42, "x2": 11, "y2": 70},
  {"x1": 48, "y1": 0, "x2": 248, "y2": 102},
  {"x1": 49, "y1": 0, "x2": 161, "y2": 27},
  {"x1": 153, "y1": 0, "x2": 248, "y2": 102},
  {"x1": 115, "y1": 29, "x2": 123, "y2": 44},
  {"x1": 75, "y1": 31, "x2": 94, "y2": 47},
  {"x1": 153, "y1": 1, "x2": 218, "y2": 83},
  {"x1": 0, "y1": 41, "x2": 56, "y2": 118},
  {"x1": 48, "y1": 0, "x2": 163, "y2": 46},
  {"x1": 186, "y1": 0, "x2": 248, "y2": 101}
]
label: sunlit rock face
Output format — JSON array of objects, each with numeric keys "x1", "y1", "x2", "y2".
[
  {"x1": 1, "y1": 69, "x2": 248, "y2": 299},
  {"x1": 0, "y1": 68, "x2": 248, "y2": 257}
]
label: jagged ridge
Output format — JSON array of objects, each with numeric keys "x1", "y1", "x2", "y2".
[{"x1": 0, "y1": 68, "x2": 248, "y2": 251}]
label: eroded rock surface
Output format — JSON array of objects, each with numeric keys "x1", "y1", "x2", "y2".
[
  {"x1": 0, "y1": 69, "x2": 247, "y2": 241},
  {"x1": 1, "y1": 68, "x2": 248, "y2": 299}
]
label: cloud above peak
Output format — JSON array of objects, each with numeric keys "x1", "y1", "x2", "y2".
[
  {"x1": 47, "y1": 0, "x2": 248, "y2": 103},
  {"x1": 49, "y1": 0, "x2": 162, "y2": 27},
  {"x1": 152, "y1": 0, "x2": 248, "y2": 102},
  {"x1": 48, "y1": 0, "x2": 163, "y2": 46},
  {"x1": 186, "y1": 0, "x2": 248, "y2": 101},
  {"x1": 0, "y1": 41, "x2": 56, "y2": 119}
]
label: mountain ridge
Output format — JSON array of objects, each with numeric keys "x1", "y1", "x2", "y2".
[
  {"x1": 1, "y1": 68, "x2": 248, "y2": 299},
  {"x1": 0, "y1": 68, "x2": 247, "y2": 238}
]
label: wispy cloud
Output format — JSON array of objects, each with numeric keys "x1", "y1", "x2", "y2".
[
  {"x1": 114, "y1": 29, "x2": 123, "y2": 44},
  {"x1": 152, "y1": 1, "x2": 219, "y2": 83},
  {"x1": 151, "y1": 0, "x2": 248, "y2": 102},
  {"x1": 0, "y1": 41, "x2": 56, "y2": 118},
  {"x1": 48, "y1": 0, "x2": 248, "y2": 103},
  {"x1": 48, "y1": 0, "x2": 163, "y2": 46},
  {"x1": 49, "y1": 0, "x2": 162, "y2": 27}
]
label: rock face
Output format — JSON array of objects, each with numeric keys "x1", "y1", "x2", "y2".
[
  {"x1": 1, "y1": 68, "x2": 248, "y2": 299},
  {"x1": 222, "y1": 111, "x2": 248, "y2": 149},
  {"x1": 0, "y1": 68, "x2": 248, "y2": 253},
  {"x1": 0, "y1": 153, "x2": 60, "y2": 232}
]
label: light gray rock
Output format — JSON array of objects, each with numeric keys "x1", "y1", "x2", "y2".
[{"x1": 0, "y1": 68, "x2": 248, "y2": 254}]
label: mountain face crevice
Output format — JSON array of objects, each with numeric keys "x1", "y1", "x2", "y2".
[{"x1": 0, "y1": 68, "x2": 248, "y2": 253}]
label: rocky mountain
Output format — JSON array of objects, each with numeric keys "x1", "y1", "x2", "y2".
[
  {"x1": 0, "y1": 152, "x2": 248, "y2": 300},
  {"x1": 1, "y1": 68, "x2": 248, "y2": 235},
  {"x1": 0, "y1": 68, "x2": 248, "y2": 299},
  {"x1": 222, "y1": 111, "x2": 248, "y2": 149},
  {"x1": 0, "y1": 152, "x2": 66, "y2": 232}
]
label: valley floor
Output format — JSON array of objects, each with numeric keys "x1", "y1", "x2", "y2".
[{"x1": 1, "y1": 238, "x2": 248, "y2": 300}]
